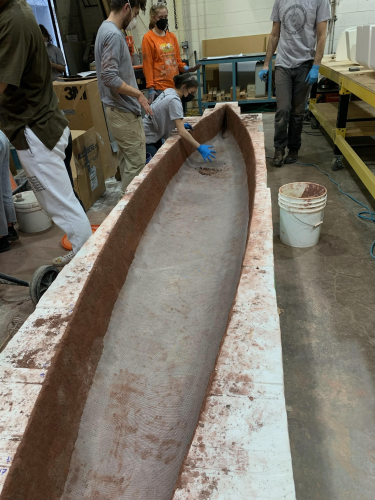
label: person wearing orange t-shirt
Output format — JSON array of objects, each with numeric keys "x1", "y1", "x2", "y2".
[{"x1": 142, "y1": 3, "x2": 201, "y2": 104}]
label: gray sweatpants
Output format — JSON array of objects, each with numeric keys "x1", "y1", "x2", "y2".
[
  {"x1": 274, "y1": 60, "x2": 313, "y2": 151},
  {"x1": 0, "y1": 131, "x2": 17, "y2": 237}
]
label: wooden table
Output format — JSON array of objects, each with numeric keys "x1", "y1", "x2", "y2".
[{"x1": 309, "y1": 56, "x2": 375, "y2": 198}]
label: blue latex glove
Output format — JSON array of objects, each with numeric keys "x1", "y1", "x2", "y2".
[
  {"x1": 184, "y1": 123, "x2": 193, "y2": 130},
  {"x1": 148, "y1": 88, "x2": 156, "y2": 104},
  {"x1": 258, "y1": 69, "x2": 269, "y2": 82},
  {"x1": 305, "y1": 65, "x2": 320, "y2": 85},
  {"x1": 197, "y1": 145, "x2": 216, "y2": 163},
  {"x1": 184, "y1": 65, "x2": 190, "y2": 72}
]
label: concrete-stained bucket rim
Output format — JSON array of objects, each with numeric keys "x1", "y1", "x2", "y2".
[{"x1": 279, "y1": 182, "x2": 327, "y2": 200}]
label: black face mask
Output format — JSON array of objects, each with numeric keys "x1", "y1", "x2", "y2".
[
  {"x1": 181, "y1": 92, "x2": 195, "y2": 103},
  {"x1": 156, "y1": 18, "x2": 168, "y2": 31}
]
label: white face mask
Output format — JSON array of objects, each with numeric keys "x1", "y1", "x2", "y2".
[{"x1": 127, "y1": 17, "x2": 137, "y2": 30}]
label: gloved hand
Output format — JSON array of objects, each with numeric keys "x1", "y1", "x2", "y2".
[
  {"x1": 184, "y1": 123, "x2": 193, "y2": 130},
  {"x1": 148, "y1": 88, "x2": 156, "y2": 104},
  {"x1": 197, "y1": 145, "x2": 216, "y2": 163},
  {"x1": 185, "y1": 64, "x2": 202, "y2": 73},
  {"x1": 258, "y1": 69, "x2": 269, "y2": 82},
  {"x1": 305, "y1": 65, "x2": 320, "y2": 85}
]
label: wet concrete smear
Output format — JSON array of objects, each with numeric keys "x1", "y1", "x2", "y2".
[{"x1": 62, "y1": 132, "x2": 249, "y2": 499}]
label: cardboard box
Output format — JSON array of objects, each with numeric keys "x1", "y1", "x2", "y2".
[
  {"x1": 202, "y1": 34, "x2": 269, "y2": 58},
  {"x1": 53, "y1": 78, "x2": 118, "y2": 180},
  {"x1": 70, "y1": 128, "x2": 106, "y2": 211}
]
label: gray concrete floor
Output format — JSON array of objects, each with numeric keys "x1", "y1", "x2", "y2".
[
  {"x1": 263, "y1": 113, "x2": 375, "y2": 500},
  {"x1": 1, "y1": 116, "x2": 375, "y2": 498},
  {"x1": 0, "y1": 177, "x2": 121, "y2": 351}
]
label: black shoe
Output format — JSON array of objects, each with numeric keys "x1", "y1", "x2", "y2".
[
  {"x1": 0, "y1": 237, "x2": 11, "y2": 253},
  {"x1": 7, "y1": 224, "x2": 19, "y2": 242},
  {"x1": 273, "y1": 148, "x2": 285, "y2": 167},
  {"x1": 284, "y1": 150, "x2": 299, "y2": 164}
]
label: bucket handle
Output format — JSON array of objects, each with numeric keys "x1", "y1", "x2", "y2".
[{"x1": 291, "y1": 212, "x2": 324, "y2": 229}]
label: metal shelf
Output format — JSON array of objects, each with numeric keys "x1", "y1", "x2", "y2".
[
  {"x1": 310, "y1": 58, "x2": 375, "y2": 198},
  {"x1": 196, "y1": 54, "x2": 276, "y2": 115}
]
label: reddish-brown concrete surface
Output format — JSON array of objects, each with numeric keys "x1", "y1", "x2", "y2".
[{"x1": 0, "y1": 104, "x2": 294, "y2": 499}]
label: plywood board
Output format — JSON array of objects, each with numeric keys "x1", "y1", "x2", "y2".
[
  {"x1": 316, "y1": 101, "x2": 375, "y2": 137},
  {"x1": 202, "y1": 34, "x2": 268, "y2": 58},
  {"x1": 322, "y1": 57, "x2": 375, "y2": 93}
]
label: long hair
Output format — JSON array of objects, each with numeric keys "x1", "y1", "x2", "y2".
[
  {"x1": 39, "y1": 24, "x2": 52, "y2": 43},
  {"x1": 173, "y1": 73, "x2": 200, "y2": 91},
  {"x1": 149, "y1": 3, "x2": 168, "y2": 30}
]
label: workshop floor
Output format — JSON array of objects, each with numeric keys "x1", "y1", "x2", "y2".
[
  {"x1": 1, "y1": 114, "x2": 375, "y2": 499},
  {"x1": 0, "y1": 177, "x2": 121, "y2": 351},
  {"x1": 263, "y1": 113, "x2": 375, "y2": 500}
]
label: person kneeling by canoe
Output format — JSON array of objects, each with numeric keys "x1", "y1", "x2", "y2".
[{"x1": 143, "y1": 73, "x2": 216, "y2": 162}]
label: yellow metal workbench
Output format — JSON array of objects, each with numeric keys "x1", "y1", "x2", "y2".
[{"x1": 309, "y1": 56, "x2": 375, "y2": 198}]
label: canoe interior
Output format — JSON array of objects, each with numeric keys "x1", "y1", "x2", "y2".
[{"x1": 2, "y1": 105, "x2": 257, "y2": 499}]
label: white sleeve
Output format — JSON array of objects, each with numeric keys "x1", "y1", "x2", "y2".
[
  {"x1": 270, "y1": 0, "x2": 280, "y2": 22},
  {"x1": 317, "y1": 0, "x2": 331, "y2": 24}
]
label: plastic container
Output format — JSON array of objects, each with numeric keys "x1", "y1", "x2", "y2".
[
  {"x1": 356, "y1": 25, "x2": 375, "y2": 69},
  {"x1": 336, "y1": 27, "x2": 357, "y2": 63},
  {"x1": 13, "y1": 191, "x2": 52, "y2": 233},
  {"x1": 278, "y1": 182, "x2": 327, "y2": 248}
]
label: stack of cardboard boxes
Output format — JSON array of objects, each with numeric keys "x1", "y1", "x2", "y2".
[{"x1": 53, "y1": 78, "x2": 119, "y2": 211}]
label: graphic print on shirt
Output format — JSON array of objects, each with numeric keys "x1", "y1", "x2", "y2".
[
  {"x1": 160, "y1": 42, "x2": 174, "y2": 54},
  {"x1": 283, "y1": 4, "x2": 307, "y2": 35},
  {"x1": 158, "y1": 42, "x2": 178, "y2": 79}
]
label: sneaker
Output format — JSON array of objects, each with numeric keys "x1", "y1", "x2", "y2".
[
  {"x1": 0, "y1": 237, "x2": 11, "y2": 253},
  {"x1": 52, "y1": 251, "x2": 75, "y2": 267},
  {"x1": 273, "y1": 148, "x2": 285, "y2": 167},
  {"x1": 7, "y1": 224, "x2": 19, "y2": 242},
  {"x1": 284, "y1": 149, "x2": 299, "y2": 164}
]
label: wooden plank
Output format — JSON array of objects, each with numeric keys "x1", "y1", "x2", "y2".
[
  {"x1": 316, "y1": 101, "x2": 375, "y2": 137},
  {"x1": 100, "y1": 0, "x2": 110, "y2": 16},
  {"x1": 202, "y1": 34, "x2": 268, "y2": 58},
  {"x1": 321, "y1": 57, "x2": 375, "y2": 96}
]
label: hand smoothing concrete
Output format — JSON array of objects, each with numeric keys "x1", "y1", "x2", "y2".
[{"x1": 62, "y1": 132, "x2": 249, "y2": 499}]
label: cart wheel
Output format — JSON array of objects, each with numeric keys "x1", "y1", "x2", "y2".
[
  {"x1": 311, "y1": 116, "x2": 320, "y2": 129},
  {"x1": 29, "y1": 265, "x2": 59, "y2": 305},
  {"x1": 331, "y1": 155, "x2": 345, "y2": 171}
]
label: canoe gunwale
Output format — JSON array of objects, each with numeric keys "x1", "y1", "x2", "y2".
[{"x1": 0, "y1": 104, "x2": 296, "y2": 499}]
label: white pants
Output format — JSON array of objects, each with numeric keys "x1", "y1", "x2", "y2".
[{"x1": 17, "y1": 126, "x2": 92, "y2": 254}]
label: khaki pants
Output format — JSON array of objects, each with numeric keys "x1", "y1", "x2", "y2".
[{"x1": 106, "y1": 106, "x2": 146, "y2": 200}]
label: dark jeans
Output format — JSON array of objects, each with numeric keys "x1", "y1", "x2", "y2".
[
  {"x1": 274, "y1": 60, "x2": 313, "y2": 152},
  {"x1": 64, "y1": 132, "x2": 86, "y2": 212},
  {"x1": 146, "y1": 139, "x2": 163, "y2": 158}
]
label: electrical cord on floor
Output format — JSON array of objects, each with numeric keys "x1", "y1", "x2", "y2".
[{"x1": 266, "y1": 157, "x2": 375, "y2": 259}]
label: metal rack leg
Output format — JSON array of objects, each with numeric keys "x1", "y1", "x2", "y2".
[
  {"x1": 332, "y1": 90, "x2": 350, "y2": 171},
  {"x1": 232, "y1": 62, "x2": 236, "y2": 102},
  {"x1": 197, "y1": 67, "x2": 203, "y2": 116}
]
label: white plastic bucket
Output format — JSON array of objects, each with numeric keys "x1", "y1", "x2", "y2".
[
  {"x1": 278, "y1": 182, "x2": 327, "y2": 248},
  {"x1": 13, "y1": 191, "x2": 52, "y2": 233}
]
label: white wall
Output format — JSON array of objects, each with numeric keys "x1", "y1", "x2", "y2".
[
  {"x1": 132, "y1": 0, "x2": 375, "y2": 65},
  {"x1": 329, "y1": 0, "x2": 375, "y2": 53},
  {"x1": 183, "y1": 0, "x2": 274, "y2": 61},
  {"x1": 132, "y1": 0, "x2": 274, "y2": 66}
]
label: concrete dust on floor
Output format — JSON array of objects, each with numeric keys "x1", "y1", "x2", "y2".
[
  {"x1": 263, "y1": 113, "x2": 375, "y2": 500},
  {"x1": 0, "y1": 177, "x2": 122, "y2": 350}
]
